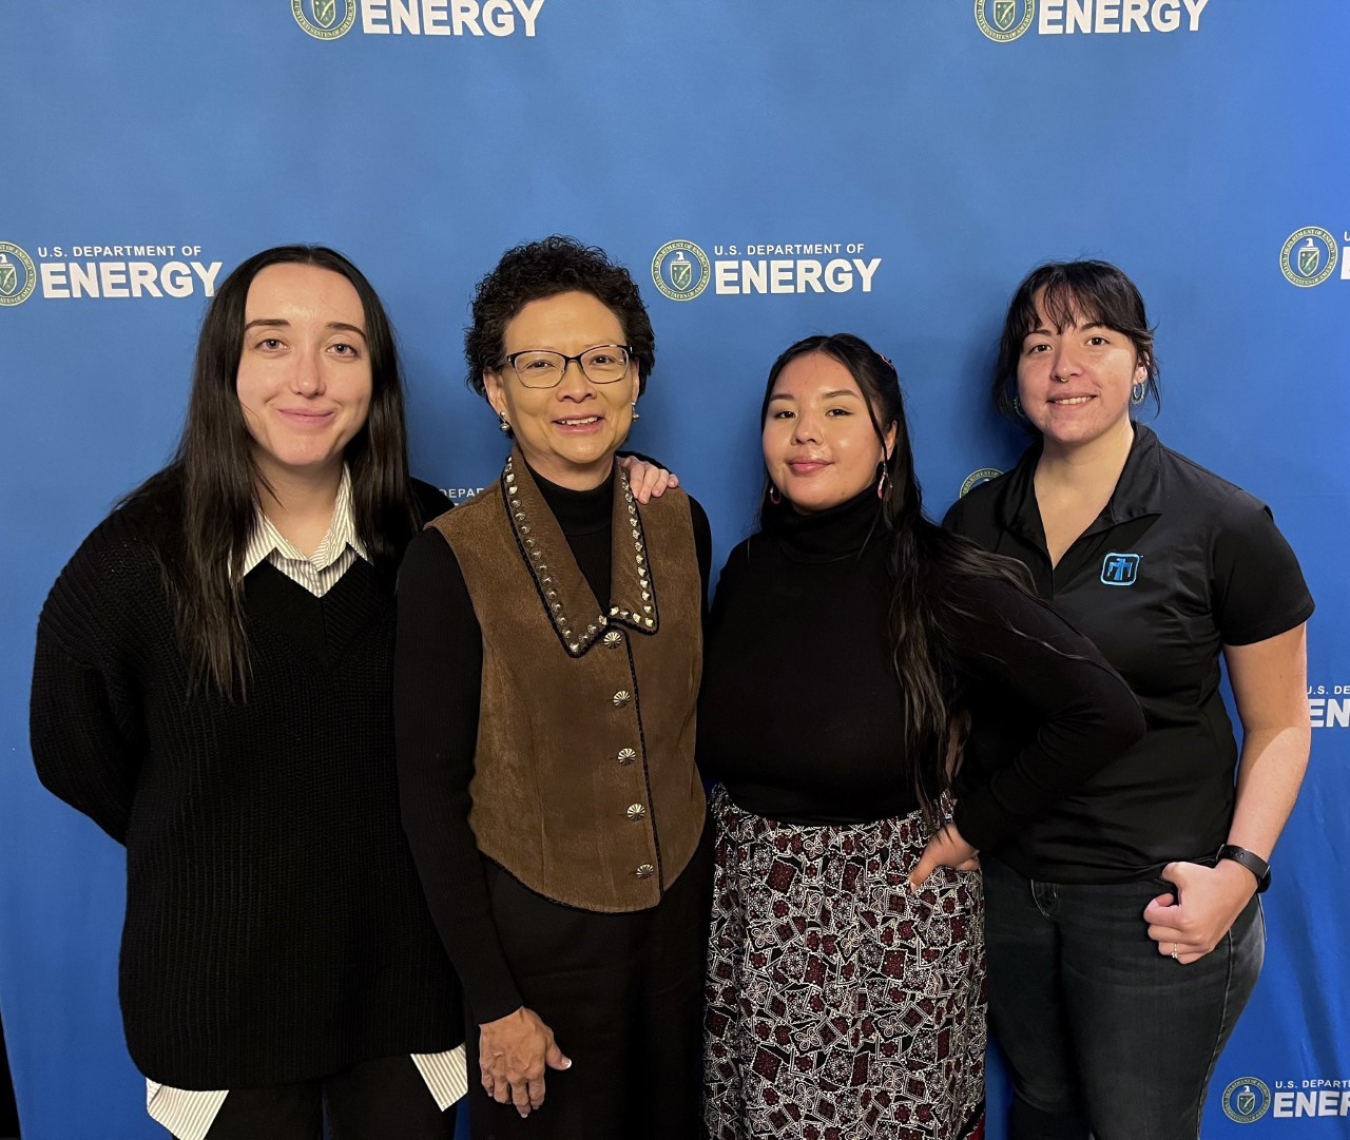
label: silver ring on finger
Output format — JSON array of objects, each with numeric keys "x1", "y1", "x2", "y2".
[{"x1": 1171, "y1": 942, "x2": 1179, "y2": 961}]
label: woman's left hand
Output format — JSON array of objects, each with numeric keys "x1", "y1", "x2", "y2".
[
  {"x1": 618, "y1": 456, "x2": 679, "y2": 504},
  {"x1": 908, "y1": 823, "x2": 979, "y2": 889},
  {"x1": 1143, "y1": 859, "x2": 1257, "y2": 965}
]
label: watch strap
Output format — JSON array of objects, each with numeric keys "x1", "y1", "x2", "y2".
[{"x1": 1217, "y1": 844, "x2": 1271, "y2": 893}]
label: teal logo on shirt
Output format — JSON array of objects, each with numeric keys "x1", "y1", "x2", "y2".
[{"x1": 1100, "y1": 553, "x2": 1141, "y2": 586}]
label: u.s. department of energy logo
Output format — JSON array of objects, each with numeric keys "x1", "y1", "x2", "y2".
[
  {"x1": 1280, "y1": 227, "x2": 1338, "y2": 288},
  {"x1": 975, "y1": 0, "x2": 1035, "y2": 42},
  {"x1": 652, "y1": 240, "x2": 711, "y2": 302},
  {"x1": 292, "y1": 0, "x2": 357, "y2": 39},
  {"x1": 959, "y1": 467, "x2": 1002, "y2": 497},
  {"x1": 0, "y1": 242, "x2": 37, "y2": 307},
  {"x1": 1221, "y1": 1077, "x2": 1272, "y2": 1124}
]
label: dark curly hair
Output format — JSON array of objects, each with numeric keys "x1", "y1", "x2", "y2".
[
  {"x1": 464, "y1": 235, "x2": 656, "y2": 400},
  {"x1": 993, "y1": 260, "x2": 1160, "y2": 429}
]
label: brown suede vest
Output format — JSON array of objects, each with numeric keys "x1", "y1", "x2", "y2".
[{"x1": 428, "y1": 450, "x2": 705, "y2": 913}]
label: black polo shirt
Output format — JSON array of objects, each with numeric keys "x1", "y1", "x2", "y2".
[{"x1": 944, "y1": 424, "x2": 1313, "y2": 883}]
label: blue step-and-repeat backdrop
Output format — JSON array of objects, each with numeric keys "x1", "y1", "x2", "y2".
[{"x1": 2, "y1": 3, "x2": 1347, "y2": 1137}]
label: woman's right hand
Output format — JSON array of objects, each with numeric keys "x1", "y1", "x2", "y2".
[{"x1": 478, "y1": 1006, "x2": 572, "y2": 1118}]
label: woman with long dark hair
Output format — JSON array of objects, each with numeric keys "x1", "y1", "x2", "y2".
[
  {"x1": 945, "y1": 261, "x2": 1313, "y2": 1139},
  {"x1": 699, "y1": 333, "x2": 1145, "y2": 1139},
  {"x1": 30, "y1": 246, "x2": 465, "y2": 1139}
]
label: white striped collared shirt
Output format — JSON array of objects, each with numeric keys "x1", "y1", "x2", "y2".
[
  {"x1": 240, "y1": 465, "x2": 368, "y2": 595},
  {"x1": 145, "y1": 468, "x2": 467, "y2": 1140}
]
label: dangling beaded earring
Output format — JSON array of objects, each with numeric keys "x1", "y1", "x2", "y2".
[
  {"x1": 498, "y1": 413, "x2": 511, "y2": 434},
  {"x1": 1011, "y1": 394, "x2": 1025, "y2": 418},
  {"x1": 768, "y1": 486, "x2": 781, "y2": 505},
  {"x1": 631, "y1": 401, "x2": 641, "y2": 422},
  {"x1": 876, "y1": 463, "x2": 891, "y2": 502},
  {"x1": 1131, "y1": 382, "x2": 1146, "y2": 405}
]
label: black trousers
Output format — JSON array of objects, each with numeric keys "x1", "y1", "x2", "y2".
[
  {"x1": 466, "y1": 826, "x2": 713, "y2": 1140},
  {"x1": 201, "y1": 1054, "x2": 455, "y2": 1140}
]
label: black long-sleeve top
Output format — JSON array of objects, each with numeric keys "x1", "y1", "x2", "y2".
[
  {"x1": 395, "y1": 469, "x2": 712, "y2": 1025},
  {"x1": 696, "y1": 489, "x2": 1145, "y2": 849},
  {"x1": 28, "y1": 474, "x2": 462, "y2": 1090}
]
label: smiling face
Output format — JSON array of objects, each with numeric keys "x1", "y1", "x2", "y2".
[
  {"x1": 762, "y1": 351, "x2": 895, "y2": 513},
  {"x1": 235, "y1": 263, "x2": 372, "y2": 488},
  {"x1": 1016, "y1": 289, "x2": 1147, "y2": 454},
  {"x1": 484, "y1": 290, "x2": 640, "y2": 489}
]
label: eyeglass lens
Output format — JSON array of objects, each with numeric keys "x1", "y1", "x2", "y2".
[{"x1": 511, "y1": 346, "x2": 630, "y2": 387}]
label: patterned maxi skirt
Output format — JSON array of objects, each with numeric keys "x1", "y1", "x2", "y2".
[{"x1": 703, "y1": 785, "x2": 986, "y2": 1140}]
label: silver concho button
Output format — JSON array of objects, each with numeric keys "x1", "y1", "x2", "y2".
[
  {"x1": 626, "y1": 803, "x2": 646, "y2": 821},
  {"x1": 612, "y1": 690, "x2": 631, "y2": 707},
  {"x1": 617, "y1": 747, "x2": 637, "y2": 765},
  {"x1": 634, "y1": 864, "x2": 655, "y2": 879}
]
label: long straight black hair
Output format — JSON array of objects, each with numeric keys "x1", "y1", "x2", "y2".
[
  {"x1": 129, "y1": 245, "x2": 419, "y2": 695},
  {"x1": 759, "y1": 333, "x2": 1035, "y2": 829}
]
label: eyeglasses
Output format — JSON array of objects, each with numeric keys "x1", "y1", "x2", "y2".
[{"x1": 503, "y1": 344, "x2": 634, "y2": 389}]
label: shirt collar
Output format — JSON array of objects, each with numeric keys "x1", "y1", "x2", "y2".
[
  {"x1": 241, "y1": 466, "x2": 368, "y2": 576},
  {"x1": 1000, "y1": 422, "x2": 1165, "y2": 546}
]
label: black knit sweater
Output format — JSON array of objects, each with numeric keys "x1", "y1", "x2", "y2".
[{"x1": 29, "y1": 474, "x2": 462, "y2": 1090}]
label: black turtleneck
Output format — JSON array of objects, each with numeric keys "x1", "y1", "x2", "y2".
[
  {"x1": 395, "y1": 465, "x2": 711, "y2": 1025},
  {"x1": 697, "y1": 489, "x2": 1145, "y2": 835}
]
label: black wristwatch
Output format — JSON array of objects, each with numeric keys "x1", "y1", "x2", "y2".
[{"x1": 1217, "y1": 845, "x2": 1271, "y2": 893}]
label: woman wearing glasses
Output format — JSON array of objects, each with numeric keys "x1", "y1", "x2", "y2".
[{"x1": 395, "y1": 236, "x2": 712, "y2": 1139}]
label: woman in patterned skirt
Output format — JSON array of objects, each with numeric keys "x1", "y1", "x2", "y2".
[{"x1": 698, "y1": 333, "x2": 1146, "y2": 1139}]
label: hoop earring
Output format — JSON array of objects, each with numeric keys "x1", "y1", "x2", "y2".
[
  {"x1": 498, "y1": 413, "x2": 511, "y2": 434},
  {"x1": 631, "y1": 401, "x2": 640, "y2": 422},
  {"x1": 1131, "y1": 382, "x2": 1146, "y2": 405},
  {"x1": 768, "y1": 486, "x2": 781, "y2": 505}
]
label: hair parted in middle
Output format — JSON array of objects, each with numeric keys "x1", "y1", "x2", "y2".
[
  {"x1": 759, "y1": 332, "x2": 1037, "y2": 830},
  {"x1": 126, "y1": 244, "x2": 419, "y2": 695},
  {"x1": 464, "y1": 235, "x2": 656, "y2": 400}
]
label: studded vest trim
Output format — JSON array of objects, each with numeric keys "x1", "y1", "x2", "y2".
[{"x1": 428, "y1": 450, "x2": 705, "y2": 913}]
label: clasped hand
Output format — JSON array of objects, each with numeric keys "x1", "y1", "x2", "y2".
[
  {"x1": 1143, "y1": 859, "x2": 1256, "y2": 965},
  {"x1": 479, "y1": 1006, "x2": 572, "y2": 1119}
]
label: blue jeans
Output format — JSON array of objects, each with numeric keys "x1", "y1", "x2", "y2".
[{"x1": 983, "y1": 856, "x2": 1264, "y2": 1140}]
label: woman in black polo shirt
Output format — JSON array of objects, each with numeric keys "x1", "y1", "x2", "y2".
[{"x1": 943, "y1": 260, "x2": 1314, "y2": 1140}]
